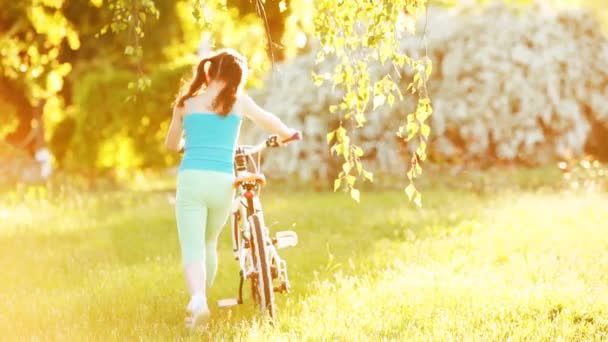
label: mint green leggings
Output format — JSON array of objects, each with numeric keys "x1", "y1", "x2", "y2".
[{"x1": 175, "y1": 170, "x2": 234, "y2": 287}]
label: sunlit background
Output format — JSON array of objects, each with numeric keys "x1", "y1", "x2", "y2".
[{"x1": 1, "y1": 0, "x2": 608, "y2": 340}]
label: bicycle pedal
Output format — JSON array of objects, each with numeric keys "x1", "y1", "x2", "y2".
[
  {"x1": 274, "y1": 230, "x2": 298, "y2": 249},
  {"x1": 273, "y1": 283, "x2": 288, "y2": 293},
  {"x1": 217, "y1": 298, "x2": 240, "y2": 308}
]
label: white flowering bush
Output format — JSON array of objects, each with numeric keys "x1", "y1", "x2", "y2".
[{"x1": 244, "y1": 3, "x2": 608, "y2": 182}]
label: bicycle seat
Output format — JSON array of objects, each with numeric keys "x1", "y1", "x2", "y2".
[{"x1": 234, "y1": 172, "x2": 266, "y2": 188}]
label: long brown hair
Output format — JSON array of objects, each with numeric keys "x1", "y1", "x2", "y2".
[{"x1": 176, "y1": 49, "x2": 248, "y2": 116}]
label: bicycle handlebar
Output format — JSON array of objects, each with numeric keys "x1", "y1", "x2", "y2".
[{"x1": 240, "y1": 132, "x2": 302, "y2": 156}]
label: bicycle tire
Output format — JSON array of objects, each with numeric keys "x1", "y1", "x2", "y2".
[
  {"x1": 245, "y1": 197, "x2": 260, "y2": 305},
  {"x1": 247, "y1": 197, "x2": 276, "y2": 321}
]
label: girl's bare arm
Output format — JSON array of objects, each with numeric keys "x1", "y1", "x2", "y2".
[
  {"x1": 238, "y1": 94, "x2": 295, "y2": 140},
  {"x1": 165, "y1": 105, "x2": 185, "y2": 152}
]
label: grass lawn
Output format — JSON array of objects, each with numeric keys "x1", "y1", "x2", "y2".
[{"x1": 1, "y1": 169, "x2": 608, "y2": 340}]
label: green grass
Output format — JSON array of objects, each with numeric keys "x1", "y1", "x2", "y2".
[{"x1": 1, "y1": 171, "x2": 608, "y2": 340}]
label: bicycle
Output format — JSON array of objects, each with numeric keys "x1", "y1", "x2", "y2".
[{"x1": 217, "y1": 132, "x2": 301, "y2": 323}]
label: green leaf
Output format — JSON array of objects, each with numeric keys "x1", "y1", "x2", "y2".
[
  {"x1": 405, "y1": 183, "x2": 416, "y2": 200},
  {"x1": 332, "y1": 73, "x2": 344, "y2": 86},
  {"x1": 350, "y1": 188, "x2": 360, "y2": 202},
  {"x1": 417, "y1": 140, "x2": 427, "y2": 156},
  {"x1": 136, "y1": 46, "x2": 144, "y2": 58},
  {"x1": 312, "y1": 73, "x2": 324, "y2": 86},
  {"x1": 417, "y1": 140, "x2": 428, "y2": 161},
  {"x1": 330, "y1": 145, "x2": 338, "y2": 155},
  {"x1": 334, "y1": 144, "x2": 343, "y2": 156},
  {"x1": 387, "y1": 93, "x2": 395, "y2": 106},
  {"x1": 354, "y1": 113, "x2": 367, "y2": 127},
  {"x1": 417, "y1": 107, "x2": 430, "y2": 123},
  {"x1": 342, "y1": 162, "x2": 351, "y2": 174},
  {"x1": 327, "y1": 131, "x2": 335, "y2": 144},
  {"x1": 414, "y1": 193, "x2": 422, "y2": 207},
  {"x1": 346, "y1": 175, "x2": 356, "y2": 186},
  {"x1": 66, "y1": 30, "x2": 80, "y2": 50},
  {"x1": 362, "y1": 170, "x2": 374, "y2": 182},
  {"x1": 124, "y1": 45, "x2": 134, "y2": 56},
  {"x1": 334, "y1": 178, "x2": 341, "y2": 192},
  {"x1": 354, "y1": 146, "x2": 364, "y2": 157},
  {"x1": 421, "y1": 124, "x2": 431, "y2": 139},
  {"x1": 407, "y1": 121, "x2": 419, "y2": 140},
  {"x1": 373, "y1": 94, "x2": 385, "y2": 110}
]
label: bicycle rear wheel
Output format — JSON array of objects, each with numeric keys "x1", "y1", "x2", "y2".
[{"x1": 247, "y1": 202, "x2": 276, "y2": 322}]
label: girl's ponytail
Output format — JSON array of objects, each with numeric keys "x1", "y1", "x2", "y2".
[{"x1": 176, "y1": 58, "x2": 211, "y2": 108}]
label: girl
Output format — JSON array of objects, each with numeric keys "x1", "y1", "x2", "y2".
[{"x1": 165, "y1": 48, "x2": 299, "y2": 328}]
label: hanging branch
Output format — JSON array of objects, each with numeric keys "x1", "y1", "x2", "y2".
[
  {"x1": 314, "y1": 0, "x2": 433, "y2": 205},
  {"x1": 98, "y1": 0, "x2": 159, "y2": 97}
]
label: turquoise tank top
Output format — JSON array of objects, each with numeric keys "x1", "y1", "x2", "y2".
[{"x1": 179, "y1": 110, "x2": 242, "y2": 174}]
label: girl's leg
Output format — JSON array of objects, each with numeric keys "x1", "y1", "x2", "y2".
[
  {"x1": 175, "y1": 171, "x2": 208, "y2": 297},
  {"x1": 202, "y1": 172, "x2": 235, "y2": 288},
  {"x1": 205, "y1": 201, "x2": 232, "y2": 288},
  {"x1": 183, "y1": 261, "x2": 206, "y2": 297}
]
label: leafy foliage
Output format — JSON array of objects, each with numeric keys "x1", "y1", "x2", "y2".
[
  {"x1": 69, "y1": 63, "x2": 189, "y2": 173},
  {"x1": 0, "y1": 0, "x2": 79, "y2": 104},
  {"x1": 0, "y1": 0, "x2": 81, "y2": 152},
  {"x1": 0, "y1": 0, "x2": 434, "y2": 203},
  {"x1": 97, "y1": 0, "x2": 158, "y2": 94},
  {"x1": 313, "y1": 0, "x2": 432, "y2": 205},
  {"x1": 6, "y1": 0, "x2": 608, "y2": 201}
]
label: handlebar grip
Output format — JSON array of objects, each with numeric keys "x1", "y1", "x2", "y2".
[{"x1": 282, "y1": 131, "x2": 302, "y2": 144}]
